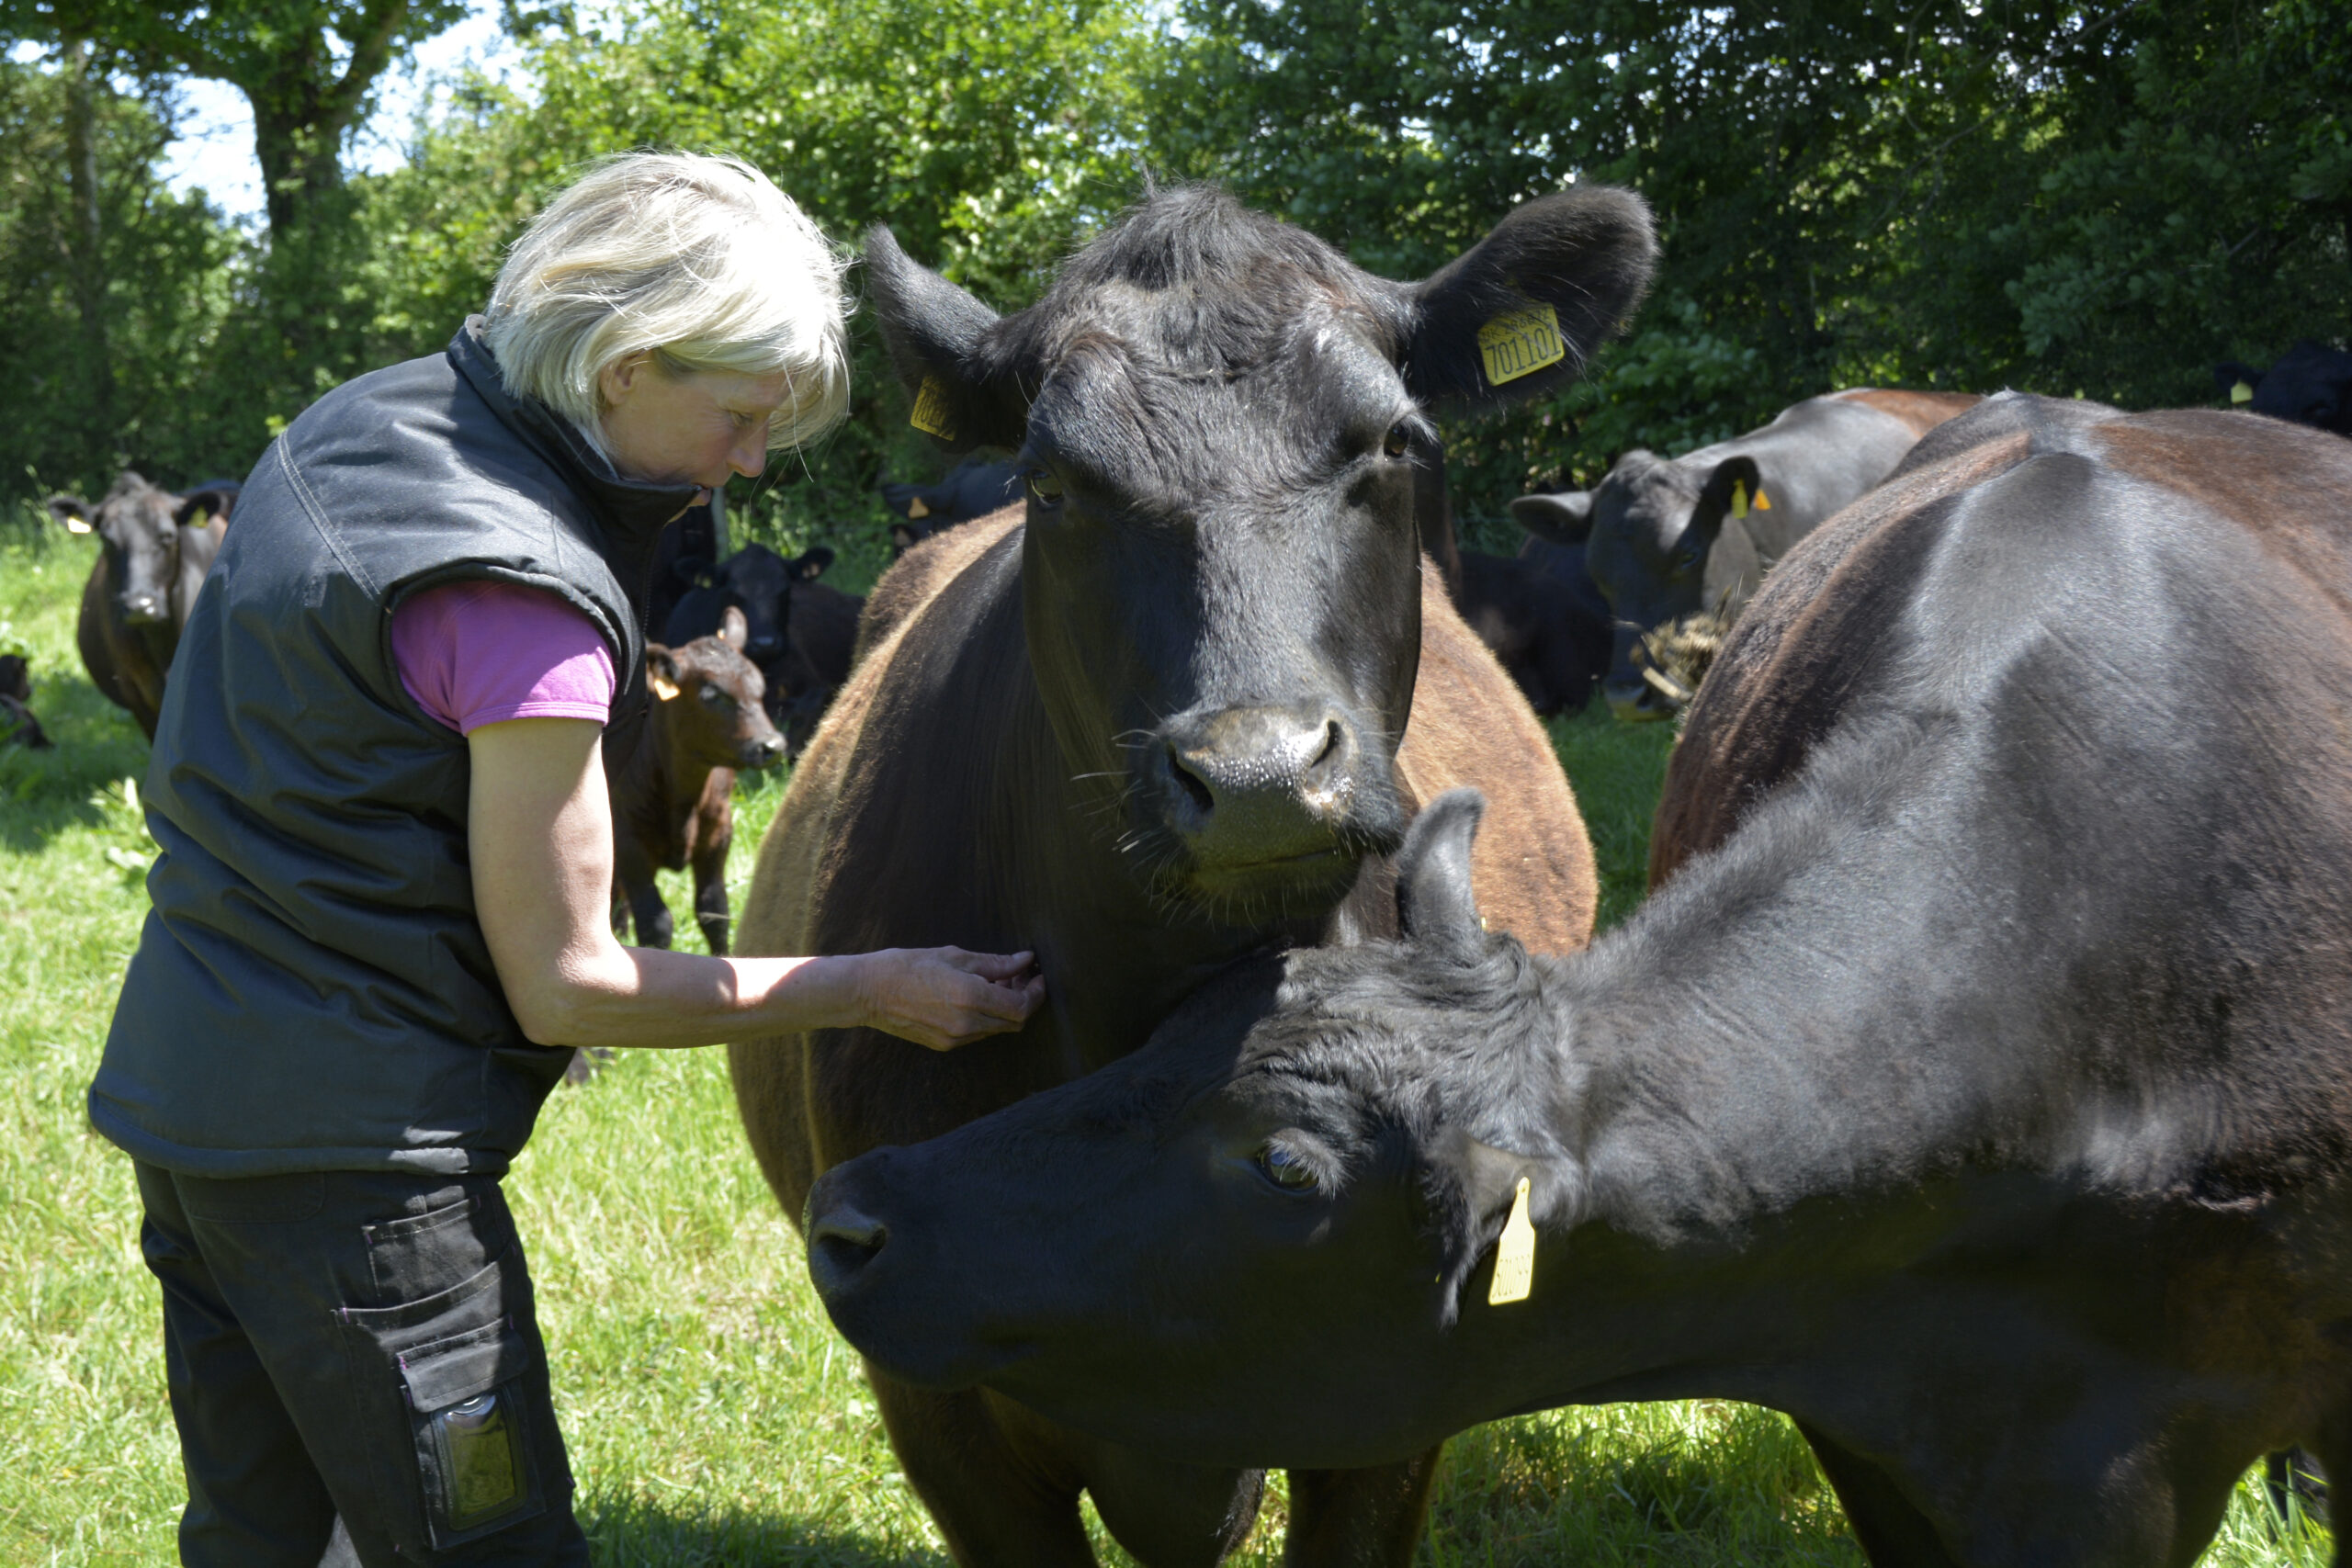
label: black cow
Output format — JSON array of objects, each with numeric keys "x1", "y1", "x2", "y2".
[
  {"x1": 729, "y1": 182, "x2": 1655, "y2": 1568},
  {"x1": 770, "y1": 573, "x2": 863, "y2": 756},
  {"x1": 880, "y1": 457, "x2": 1023, "y2": 555},
  {"x1": 1512, "y1": 389, "x2": 1978, "y2": 719},
  {"x1": 2217, "y1": 339, "x2": 2352, "y2": 436},
  {"x1": 646, "y1": 498, "x2": 727, "y2": 645},
  {"x1": 51, "y1": 472, "x2": 235, "y2": 739},
  {"x1": 662, "y1": 542, "x2": 832, "y2": 723},
  {"x1": 803, "y1": 395, "x2": 2352, "y2": 1568},
  {"x1": 1450, "y1": 547, "x2": 1610, "y2": 716},
  {"x1": 0, "y1": 654, "x2": 52, "y2": 749}
]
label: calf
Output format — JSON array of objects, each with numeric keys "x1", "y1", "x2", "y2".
[
  {"x1": 802, "y1": 396, "x2": 2352, "y2": 1568},
  {"x1": 729, "y1": 182, "x2": 1652, "y2": 1567},
  {"x1": 1512, "y1": 389, "x2": 1978, "y2": 719},
  {"x1": 51, "y1": 473, "x2": 234, "y2": 739},
  {"x1": 0, "y1": 654, "x2": 52, "y2": 749},
  {"x1": 2217, "y1": 338, "x2": 2352, "y2": 436},
  {"x1": 605, "y1": 606, "x2": 785, "y2": 955},
  {"x1": 1449, "y1": 547, "x2": 1610, "y2": 716}
]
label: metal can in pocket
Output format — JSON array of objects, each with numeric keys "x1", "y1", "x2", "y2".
[{"x1": 433, "y1": 1391, "x2": 524, "y2": 1528}]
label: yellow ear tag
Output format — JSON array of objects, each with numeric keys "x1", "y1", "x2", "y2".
[
  {"x1": 906, "y1": 494, "x2": 931, "y2": 519},
  {"x1": 1753, "y1": 486, "x2": 1771, "y2": 511},
  {"x1": 65, "y1": 516, "x2": 92, "y2": 534},
  {"x1": 1476, "y1": 300, "x2": 1566, "y2": 387},
  {"x1": 650, "y1": 671, "x2": 680, "y2": 701},
  {"x1": 1729, "y1": 480, "x2": 1749, "y2": 521},
  {"x1": 2232, "y1": 379, "x2": 2255, "y2": 405},
  {"x1": 1487, "y1": 1177, "x2": 1535, "y2": 1306},
  {"x1": 910, "y1": 376, "x2": 957, "y2": 439}
]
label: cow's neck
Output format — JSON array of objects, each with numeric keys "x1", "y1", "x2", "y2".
[{"x1": 1475, "y1": 713, "x2": 2091, "y2": 1399}]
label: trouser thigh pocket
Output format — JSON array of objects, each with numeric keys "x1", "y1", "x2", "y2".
[{"x1": 337, "y1": 1252, "x2": 550, "y2": 1551}]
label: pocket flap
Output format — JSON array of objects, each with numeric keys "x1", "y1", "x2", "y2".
[{"x1": 398, "y1": 1320, "x2": 533, "y2": 1413}]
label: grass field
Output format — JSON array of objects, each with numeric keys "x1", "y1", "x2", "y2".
[{"x1": 0, "y1": 525, "x2": 2332, "y2": 1566}]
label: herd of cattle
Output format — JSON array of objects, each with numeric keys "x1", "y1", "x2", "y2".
[{"x1": 10, "y1": 179, "x2": 2352, "y2": 1567}]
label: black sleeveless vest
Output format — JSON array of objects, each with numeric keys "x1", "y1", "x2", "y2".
[{"x1": 89, "y1": 322, "x2": 696, "y2": 1177}]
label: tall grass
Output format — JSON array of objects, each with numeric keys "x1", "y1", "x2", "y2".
[{"x1": 0, "y1": 530, "x2": 2329, "y2": 1565}]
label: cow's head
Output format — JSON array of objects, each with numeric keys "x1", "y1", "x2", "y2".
[
  {"x1": 1512, "y1": 452, "x2": 1759, "y2": 721},
  {"x1": 711, "y1": 544, "x2": 831, "y2": 662},
  {"x1": 804, "y1": 790, "x2": 1568, "y2": 1468},
  {"x1": 649, "y1": 605, "x2": 786, "y2": 772},
  {"x1": 49, "y1": 473, "x2": 235, "y2": 627},
  {"x1": 867, "y1": 185, "x2": 1654, "y2": 919},
  {"x1": 2217, "y1": 340, "x2": 2352, "y2": 437}
]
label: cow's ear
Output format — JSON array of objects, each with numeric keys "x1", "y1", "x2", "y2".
[
  {"x1": 1396, "y1": 789, "x2": 1489, "y2": 963},
  {"x1": 175, "y1": 488, "x2": 235, "y2": 530},
  {"x1": 1690, "y1": 457, "x2": 1763, "y2": 545},
  {"x1": 47, "y1": 494, "x2": 94, "y2": 534},
  {"x1": 1401, "y1": 187, "x2": 1656, "y2": 411},
  {"x1": 793, "y1": 547, "x2": 835, "y2": 581},
  {"x1": 718, "y1": 604, "x2": 749, "y2": 651},
  {"x1": 648, "y1": 647, "x2": 682, "y2": 702},
  {"x1": 1510, "y1": 491, "x2": 1594, "y2": 547},
  {"x1": 863, "y1": 226, "x2": 1030, "y2": 455},
  {"x1": 2214, "y1": 361, "x2": 2265, "y2": 398},
  {"x1": 888, "y1": 523, "x2": 920, "y2": 555}
]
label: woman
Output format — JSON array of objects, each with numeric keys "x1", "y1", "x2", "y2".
[{"x1": 89, "y1": 152, "x2": 1044, "y2": 1565}]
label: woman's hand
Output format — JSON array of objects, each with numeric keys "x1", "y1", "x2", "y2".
[{"x1": 843, "y1": 948, "x2": 1046, "y2": 1051}]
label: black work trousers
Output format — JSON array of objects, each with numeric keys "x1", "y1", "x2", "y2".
[{"x1": 133, "y1": 1161, "x2": 591, "y2": 1566}]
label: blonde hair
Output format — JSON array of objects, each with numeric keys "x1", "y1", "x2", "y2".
[{"x1": 484, "y1": 152, "x2": 851, "y2": 455}]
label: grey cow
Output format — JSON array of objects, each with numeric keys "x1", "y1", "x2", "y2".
[{"x1": 1512, "y1": 389, "x2": 1976, "y2": 719}]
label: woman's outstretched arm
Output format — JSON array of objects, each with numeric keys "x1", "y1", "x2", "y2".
[{"x1": 468, "y1": 715, "x2": 1044, "y2": 1051}]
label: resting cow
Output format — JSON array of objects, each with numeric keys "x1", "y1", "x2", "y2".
[
  {"x1": 802, "y1": 394, "x2": 2352, "y2": 1568},
  {"x1": 772, "y1": 572, "x2": 862, "y2": 756},
  {"x1": 51, "y1": 473, "x2": 236, "y2": 739},
  {"x1": 2217, "y1": 339, "x2": 2352, "y2": 436},
  {"x1": 880, "y1": 456, "x2": 1023, "y2": 556},
  {"x1": 662, "y1": 541, "x2": 832, "y2": 726},
  {"x1": 1449, "y1": 547, "x2": 1610, "y2": 717},
  {"x1": 1511, "y1": 389, "x2": 1978, "y2": 719},
  {"x1": 606, "y1": 605, "x2": 785, "y2": 955},
  {"x1": 729, "y1": 182, "x2": 1655, "y2": 1568}
]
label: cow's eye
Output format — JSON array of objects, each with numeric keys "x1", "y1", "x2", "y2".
[
  {"x1": 1383, "y1": 423, "x2": 1411, "y2": 459},
  {"x1": 699, "y1": 683, "x2": 729, "y2": 706},
  {"x1": 1257, "y1": 1143, "x2": 1319, "y2": 1193},
  {"x1": 1026, "y1": 468, "x2": 1065, "y2": 508}
]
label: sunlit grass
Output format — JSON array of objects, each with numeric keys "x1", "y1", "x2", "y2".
[{"x1": 0, "y1": 529, "x2": 2328, "y2": 1565}]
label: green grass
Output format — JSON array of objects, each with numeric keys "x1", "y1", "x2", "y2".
[{"x1": 0, "y1": 526, "x2": 2332, "y2": 1565}]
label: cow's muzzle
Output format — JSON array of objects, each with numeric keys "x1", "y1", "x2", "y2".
[
  {"x1": 1145, "y1": 703, "x2": 1374, "y2": 887},
  {"x1": 118, "y1": 591, "x2": 168, "y2": 626}
]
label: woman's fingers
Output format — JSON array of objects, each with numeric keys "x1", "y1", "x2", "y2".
[
  {"x1": 941, "y1": 947, "x2": 1037, "y2": 982},
  {"x1": 862, "y1": 948, "x2": 1046, "y2": 1051}
]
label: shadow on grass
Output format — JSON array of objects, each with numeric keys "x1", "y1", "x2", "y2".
[{"x1": 581, "y1": 1496, "x2": 952, "y2": 1568}]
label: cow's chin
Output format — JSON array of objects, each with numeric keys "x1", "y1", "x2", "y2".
[{"x1": 1142, "y1": 836, "x2": 1380, "y2": 927}]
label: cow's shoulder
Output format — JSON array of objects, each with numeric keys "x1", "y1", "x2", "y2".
[
  {"x1": 1397, "y1": 558, "x2": 1598, "y2": 955},
  {"x1": 854, "y1": 507, "x2": 1023, "y2": 666}
]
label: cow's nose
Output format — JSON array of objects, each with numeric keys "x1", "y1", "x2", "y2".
[
  {"x1": 749, "y1": 633, "x2": 782, "y2": 656},
  {"x1": 119, "y1": 592, "x2": 166, "y2": 625},
  {"x1": 1602, "y1": 677, "x2": 1670, "y2": 723},
  {"x1": 1152, "y1": 705, "x2": 1357, "y2": 866},
  {"x1": 806, "y1": 1203, "x2": 888, "y2": 1299},
  {"x1": 741, "y1": 732, "x2": 786, "y2": 769}
]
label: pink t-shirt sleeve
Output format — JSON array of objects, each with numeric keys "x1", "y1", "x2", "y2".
[{"x1": 390, "y1": 580, "x2": 616, "y2": 735}]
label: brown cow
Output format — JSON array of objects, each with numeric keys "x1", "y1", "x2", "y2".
[
  {"x1": 729, "y1": 180, "x2": 1652, "y2": 1568},
  {"x1": 605, "y1": 606, "x2": 785, "y2": 956},
  {"x1": 51, "y1": 473, "x2": 234, "y2": 739}
]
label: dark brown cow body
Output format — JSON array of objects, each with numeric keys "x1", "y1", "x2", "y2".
[
  {"x1": 0, "y1": 655, "x2": 51, "y2": 749},
  {"x1": 605, "y1": 608, "x2": 785, "y2": 956},
  {"x1": 730, "y1": 183, "x2": 1652, "y2": 1568},
  {"x1": 52, "y1": 473, "x2": 234, "y2": 739}
]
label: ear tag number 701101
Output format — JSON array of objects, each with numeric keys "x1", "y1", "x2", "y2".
[
  {"x1": 910, "y1": 376, "x2": 957, "y2": 440},
  {"x1": 1487, "y1": 1177, "x2": 1535, "y2": 1305},
  {"x1": 1478, "y1": 302, "x2": 1566, "y2": 387}
]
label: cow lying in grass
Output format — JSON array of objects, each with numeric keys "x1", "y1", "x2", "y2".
[
  {"x1": 731, "y1": 181, "x2": 1655, "y2": 1567},
  {"x1": 805, "y1": 393, "x2": 2352, "y2": 1568}
]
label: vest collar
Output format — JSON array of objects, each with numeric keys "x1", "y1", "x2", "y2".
[{"x1": 447, "y1": 318, "x2": 701, "y2": 547}]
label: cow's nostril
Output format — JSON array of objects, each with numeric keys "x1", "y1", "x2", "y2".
[
  {"x1": 1165, "y1": 744, "x2": 1216, "y2": 818},
  {"x1": 808, "y1": 1207, "x2": 888, "y2": 1295},
  {"x1": 1309, "y1": 718, "x2": 1343, "y2": 772}
]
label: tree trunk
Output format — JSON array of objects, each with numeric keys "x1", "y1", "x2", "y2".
[{"x1": 61, "y1": 36, "x2": 115, "y2": 452}]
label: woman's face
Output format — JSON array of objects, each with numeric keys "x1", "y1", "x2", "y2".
[{"x1": 596, "y1": 354, "x2": 791, "y2": 502}]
